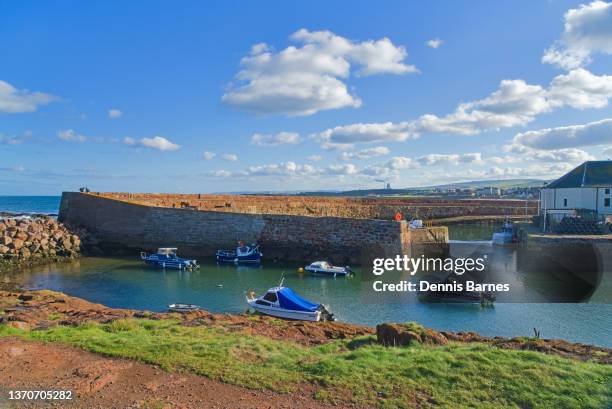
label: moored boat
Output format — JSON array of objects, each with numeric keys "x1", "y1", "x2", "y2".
[
  {"x1": 304, "y1": 261, "x2": 352, "y2": 277},
  {"x1": 216, "y1": 242, "x2": 262, "y2": 264},
  {"x1": 246, "y1": 279, "x2": 334, "y2": 321},
  {"x1": 168, "y1": 303, "x2": 200, "y2": 313},
  {"x1": 140, "y1": 248, "x2": 199, "y2": 270}
]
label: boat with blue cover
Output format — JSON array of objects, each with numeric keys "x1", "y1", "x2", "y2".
[
  {"x1": 246, "y1": 278, "x2": 334, "y2": 321},
  {"x1": 216, "y1": 242, "x2": 262, "y2": 264},
  {"x1": 140, "y1": 248, "x2": 199, "y2": 270}
]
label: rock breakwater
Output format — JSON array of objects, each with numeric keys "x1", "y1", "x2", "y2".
[{"x1": 0, "y1": 217, "x2": 81, "y2": 271}]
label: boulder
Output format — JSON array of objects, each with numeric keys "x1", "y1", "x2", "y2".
[
  {"x1": 15, "y1": 231, "x2": 28, "y2": 240},
  {"x1": 11, "y1": 239, "x2": 24, "y2": 250},
  {"x1": 20, "y1": 248, "x2": 31, "y2": 258},
  {"x1": 61, "y1": 238, "x2": 72, "y2": 250},
  {"x1": 376, "y1": 323, "x2": 422, "y2": 346},
  {"x1": 376, "y1": 323, "x2": 448, "y2": 346},
  {"x1": 0, "y1": 245, "x2": 8, "y2": 254},
  {"x1": 1, "y1": 236, "x2": 12, "y2": 246}
]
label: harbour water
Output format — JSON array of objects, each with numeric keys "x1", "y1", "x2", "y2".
[
  {"x1": 6, "y1": 251, "x2": 611, "y2": 347},
  {"x1": 2, "y1": 196, "x2": 611, "y2": 347}
]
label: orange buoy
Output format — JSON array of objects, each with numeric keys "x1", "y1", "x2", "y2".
[{"x1": 394, "y1": 211, "x2": 402, "y2": 221}]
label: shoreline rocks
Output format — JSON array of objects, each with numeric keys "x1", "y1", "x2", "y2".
[{"x1": 0, "y1": 217, "x2": 81, "y2": 271}]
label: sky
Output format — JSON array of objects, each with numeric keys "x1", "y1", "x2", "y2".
[{"x1": 1, "y1": 0, "x2": 611, "y2": 195}]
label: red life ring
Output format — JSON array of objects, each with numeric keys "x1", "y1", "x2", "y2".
[{"x1": 394, "y1": 212, "x2": 402, "y2": 221}]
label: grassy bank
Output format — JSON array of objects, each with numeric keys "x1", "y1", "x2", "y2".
[{"x1": 1, "y1": 319, "x2": 610, "y2": 408}]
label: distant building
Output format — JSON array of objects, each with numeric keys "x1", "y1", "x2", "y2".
[
  {"x1": 540, "y1": 161, "x2": 612, "y2": 221},
  {"x1": 475, "y1": 187, "x2": 501, "y2": 197},
  {"x1": 386, "y1": 183, "x2": 391, "y2": 190}
]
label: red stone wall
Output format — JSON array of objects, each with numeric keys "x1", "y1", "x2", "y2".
[{"x1": 87, "y1": 192, "x2": 537, "y2": 220}]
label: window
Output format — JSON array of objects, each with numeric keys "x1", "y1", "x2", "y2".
[
  {"x1": 605, "y1": 198, "x2": 611, "y2": 208},
  {"x1": 263, "y1": 292, "x2": 278, "y2": 303},
  {"x1": 255, "y1": 300, "x2": 271, "y2": 306},
  {"x1": 606, "y1": 188, "x2": 610, "y2": 195},
  {"x1": 563, "y1": 198, "x2": 567, "y2": 207}
]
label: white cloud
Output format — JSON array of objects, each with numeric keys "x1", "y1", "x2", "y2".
[
  {"x1": 313, "y1": 121, "x2": 415, "y2": 149},
  {"x1": 523, "y1": 148, "x2": 595, "y2": 163},
  {"x1": 57, "y1": 129, "x2": 87, "y2": 143},
  {"x1": 203, "y1": 151, "x2": 216, "y2": 160},
  {"x1": 108, "y1": 109, "x2": 123, "y2": 119},
  {"x1": 251, "y1": 131, "x2": 300, "y2": 146},
  {"x1": 542, "y1": 1, "x2": 612, "y2": 69},
  {"x1": 510, "y1": 118, "x2": 612, "y2": 150},
  {"x1": 386, "y1": 156, "x2": 416, "y2": 170},
  {"x1": 307, "y1": 154, "x2": 323, "y2": 161},
  {"x1": 0, "y1": 80, "x2": 56, "y2": 113},
  {"x1": 0, "y1": 131, "x2": 31, "y2": 145},
  {"x1": 313, "y1": 68, "x2": 612, "y2": 146},
  {"x1": 222, "y1": 29, "x2": 417, "y2": 116},
  {"x1": 222, "y1": 153, "x2": 238, "y2": 161},
  {"x1": 546, "y1": 68, "x2": 612, "y2": 109},
  {"x1": 123, "y1": 136, "x2": 180, "y2": 151},
  {"x1": 604, "y1": 146, "x2": 612, "y2": 157},
  {"x1": 340, "y1": 146, "x2": 390, "y2": 160},
  {"x1": 416, "y1": 152, "x2": 483, "y2": 166},
  {"x1": 426, "y1": 38, "x2": 443, "y2": 49}
]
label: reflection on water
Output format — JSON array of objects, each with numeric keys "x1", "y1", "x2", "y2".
[{"x1": 5, "y1": 244, "x2": 612, "y2": 347}]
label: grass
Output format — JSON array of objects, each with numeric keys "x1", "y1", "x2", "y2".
[{"x1": 1, "y1": 319, "x2": 610, "y2": 408}]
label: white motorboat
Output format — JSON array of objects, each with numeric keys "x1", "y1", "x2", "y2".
[
  {"x1": 246, "y1": 279, "x2": 334, "y2": 322},
  {"x1": 168, "y1": 303, "x2": 200, "y2": 313},
  {"x1": 304, "y1": 261, "x2": 352, "y2": 277}
]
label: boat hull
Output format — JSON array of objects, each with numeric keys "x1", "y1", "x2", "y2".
[
  {"x1": 304, "y1": 267, "x2": 351, "y2": 276},
  {"x1": 247, "y1": 300, "x2": 321, "y2": 321},
  {"x1": 216, "y1": 252, "x2": 262, "y2": 264},
  {"x1": 143, "y1": 259, "x2": 196, "y2": 269}
]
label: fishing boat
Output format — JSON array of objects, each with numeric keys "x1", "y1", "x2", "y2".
[
  {"x1": 246, "y1": 278, "x2": 335, "y2": 321},
  {"x1": 168, "y1": 303, "x2": 200, "y2": 313},
  {"x1": 140, "y1": 248, "x2": 199, "y2": 270},
  {"x1": 216, "y1": 242, "x2": 262, "y2": 264},
  {"x1": 492, "y1": 221, "x2": 514, "y2": 245},
  {"x1": 304, "y1": 261, "x2": 352, "y2": 277}
]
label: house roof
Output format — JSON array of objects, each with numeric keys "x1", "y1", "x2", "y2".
[{"x1": 547, "y1": 161, "x2": 612, "y2": 189}]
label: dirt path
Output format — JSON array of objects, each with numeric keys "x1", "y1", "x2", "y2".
[{"x1": 0, "y1": 338, "x2": 345, "y2": 409}]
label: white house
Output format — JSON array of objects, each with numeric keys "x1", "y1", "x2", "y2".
[{"x1": 540, "y1": 161, "x2": 612, "y2": 223}]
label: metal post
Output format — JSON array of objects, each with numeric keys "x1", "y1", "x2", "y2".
[{"x1": 542, "y1": 189, "x2": 547, "y2": 233}]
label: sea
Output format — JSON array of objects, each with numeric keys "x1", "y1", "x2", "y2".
[{"x1": 0, "y1": 196, "x2": 61, "y2": 215}]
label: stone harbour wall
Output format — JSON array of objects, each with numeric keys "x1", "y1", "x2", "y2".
[
  {"x1": 59, "y1": 192, "x2": 449, "y2": 264},
  {"x1": 90, "y1": 192, "x2": 537, "y2": 220},
  {"x1": 0, "y1": 217, "x2": 81, "y2": 271}
]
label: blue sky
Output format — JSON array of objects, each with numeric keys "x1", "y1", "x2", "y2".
[{"x1": 1, "y1": 0, "x2": 611, "y2": 194}]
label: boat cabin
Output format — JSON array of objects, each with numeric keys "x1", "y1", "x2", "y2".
[{"x1": 309, "y1": 261, "x2": 332, "y2": 269}]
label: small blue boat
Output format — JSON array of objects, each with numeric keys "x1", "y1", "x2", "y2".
[
  {"x1": 140, "y1": 248, "x2": 199, "y2": 270},
  {"x1": 216, "y1": 242, "x2": 262, "y2": 264}
]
